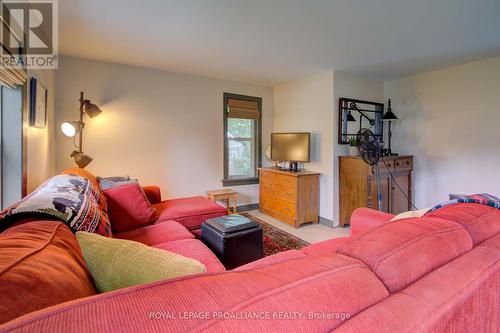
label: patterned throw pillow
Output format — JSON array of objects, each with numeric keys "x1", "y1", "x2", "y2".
[
  {"x1": 0, "y1": 174, "x2": 111, "y2": 237},
  {"x1": 97, "y1": 176, "x2": 130, "y2": 183},
  {"x1": 97, "y1": 176, "x2": 137, "y2": 191},
  {"x1": 76, "y1": 231, "x2": 206, "y2": 292}
]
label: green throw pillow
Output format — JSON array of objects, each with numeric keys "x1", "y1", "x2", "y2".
[{"x1": 76, "y1": 232, "x2": 206, "y2": 293}]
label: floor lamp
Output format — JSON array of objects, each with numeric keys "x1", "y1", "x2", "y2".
[
  {"x1": 382, "y1": 99, "x2": 398, "y2": 156},
  {"x1": 61, "y1": 92, "x2": 102, "y2": 168}
]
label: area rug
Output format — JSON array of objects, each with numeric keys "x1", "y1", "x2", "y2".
[{"x1": 240, "y1": 213, "x2": 310, "y2": 256}]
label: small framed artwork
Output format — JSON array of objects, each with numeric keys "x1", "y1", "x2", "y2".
[{"x1": 29, "y1": 77, "x2": 48, "y2": 128}]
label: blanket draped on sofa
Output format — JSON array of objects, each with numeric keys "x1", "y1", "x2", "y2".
[{"x1": 0, "y1": 174, "x2": 111, "y2": 236}]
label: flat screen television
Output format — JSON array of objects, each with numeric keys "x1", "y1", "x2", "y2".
[{"x1": 271, "y1": 132, "x2": 310, "y2": 164}]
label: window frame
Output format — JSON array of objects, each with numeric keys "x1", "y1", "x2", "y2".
[{"x1": 223, "y1": 92, "x2": 262, "y2": 186}]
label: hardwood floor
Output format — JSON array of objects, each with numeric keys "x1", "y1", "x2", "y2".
[{"x1": 244, "y1": 209, "x2": 350, "y2": 244}]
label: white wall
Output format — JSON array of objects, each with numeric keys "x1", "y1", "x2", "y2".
[
  {"x1": 273, "y1": 72, "x2": 335, "y2": 221},
  {"x1": 27, "y1": 69, "x2": 56, "y2": 193},
  {"x1": 55, "y1": 56, "x2": 273, "y2": 205},
  {"x1": 384, "y1": 56, "x2": 500, "y2": 208},
  {"x1": 333, "y1": 72, "x2": 384, "y2": 224}
]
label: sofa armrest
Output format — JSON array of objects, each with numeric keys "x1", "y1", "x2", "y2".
[
  {"x1": 350, "y1": 208, "x2": 395, "y2": 237},
  {"x1": 143, "y1": 186, "x2": 161, "y2": 204}
]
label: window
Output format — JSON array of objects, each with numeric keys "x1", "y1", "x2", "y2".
[
  {"x1": 0, "y1": 27, "x2": 28, "y2": 208},
  {"x1": 223, "y1": 93, "x2": 262, "y2": 186},
  {"x1": 0, "y1": 84, "x2": 24, "y2": 208}
]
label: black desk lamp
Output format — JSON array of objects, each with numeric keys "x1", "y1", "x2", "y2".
[{"x1": 382, "y1": 99, "x2": 398, "y2": 156}]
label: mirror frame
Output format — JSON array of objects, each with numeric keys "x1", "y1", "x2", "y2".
[{"x1": 338, "y1": 97, "x2": 384, "y2": 145}]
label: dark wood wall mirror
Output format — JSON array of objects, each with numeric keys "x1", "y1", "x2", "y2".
[{"x1": 338, "y1": 98, "x2": 384, "y2": 144}]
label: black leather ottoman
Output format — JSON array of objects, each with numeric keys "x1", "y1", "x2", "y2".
[{"x1": 201, "y1": 215, "x2": 264, "y2": 269}]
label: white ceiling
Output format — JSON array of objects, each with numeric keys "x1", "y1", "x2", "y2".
[{"x1": 59, "y1": 0, "x2": 500, "y2": 86}]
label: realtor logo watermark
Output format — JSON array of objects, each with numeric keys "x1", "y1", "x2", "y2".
[{"x1": 1, "y1": 0, "x2": 58, "y2": 69}]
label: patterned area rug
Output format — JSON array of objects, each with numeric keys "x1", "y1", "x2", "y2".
[{"x1": 240, "y1": 213, "x2": 310, "y2": 256}]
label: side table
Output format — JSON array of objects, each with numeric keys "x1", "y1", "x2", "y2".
[{"x1": 207, "y1": 189, "x2": 238, "y2": 214}]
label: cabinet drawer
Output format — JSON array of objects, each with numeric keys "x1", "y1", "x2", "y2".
[
  {"x1": 261, "y1": 182, "x2": 296, "y2": 202},
  {"x1": 371, "y1": 159, "x2": 394, "y2": 174},
  {"x1": 260, "y1": 193, "x2": 296, "y2": 218},
  {"x1": 394, "y1": 158, "x2": 412, "y2": 171},
  {"x1": 260, "y1": 171, "x2": 296, "y2": 201},
  {"x1": 261, "y1": 171, "x2": 295, "y2": 185}
]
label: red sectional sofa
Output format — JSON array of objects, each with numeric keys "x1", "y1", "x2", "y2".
[
  {"x1": 115, "y1": 185, "x2": 228, "y2": 274},
  {"x1": 0, "y1": 170, "x2": 227, "y2": 324},
  {"x1": 1, "y1": 200, "x2": 499, "y2": 332},
  {"x1": 142, "y1": 185, "x2": 228, "y2": 235}
]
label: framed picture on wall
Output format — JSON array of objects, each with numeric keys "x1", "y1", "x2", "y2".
[{"x1": 29, "y1": 77, "x2": 48, "y2": 128}]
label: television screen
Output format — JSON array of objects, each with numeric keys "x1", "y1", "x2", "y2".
[{"x1": 271, "y1": 133, "x2": 310, "y2": 162}]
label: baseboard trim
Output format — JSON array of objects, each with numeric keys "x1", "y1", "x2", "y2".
[
  {"x1": 238, "y1": 203, "x2": 259, "y2": 212},
  {"x1": 319, "y1": 216, "x2": 334, "y2": 228},
  {"x1": 240, "y1": 205, "x2": 335, "y2": 228}
]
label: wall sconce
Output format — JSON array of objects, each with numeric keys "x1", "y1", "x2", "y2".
[{"x1": 61, "y1": 91, "x2": 102, "y2": 168}]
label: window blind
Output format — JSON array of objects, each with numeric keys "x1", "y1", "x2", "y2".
[
  {"x1": 227, "y1": 98, "x2": 260, "y2": 120},
  {"x1": 0, "y1": 17, "x2": 27, "y2": 88},
  {"x1": 0, "y1": 63, "x2": 27, "y2": 89}
]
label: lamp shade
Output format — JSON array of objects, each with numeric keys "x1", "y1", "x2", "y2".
[
  {"x1": 383, "y1": 99, "x2": 398, "y2": 121},
  {"x1": 61, "y1": 121, "x2": 82, "y2": 137},
  {"x1": 347, "y1": 111, "x2": 356, "y2": 122},
  {"x1": 382, "y1": 110, "x2": 398, "y2": 121},
  {"x1": 71, "y1": 151, "x2": 93, "y2": 169},
  {"x1": 84, "y1": 102, "x2": 102, "y2": 118}
]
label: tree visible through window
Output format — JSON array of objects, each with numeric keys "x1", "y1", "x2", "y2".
[
  {"x1": 223, "y1": 93, "x2": 262, "y2": 186},
  {"x1": 228, "y1": 118, "x2": 255, "y2": 177}
]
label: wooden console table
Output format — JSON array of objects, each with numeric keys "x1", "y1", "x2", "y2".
[
  {"x1": 259, "y1": 168, "x2": 320, "y2": 228},
  {"x1": 339, "y1": 155, "x2": 414, "y2": 227}
]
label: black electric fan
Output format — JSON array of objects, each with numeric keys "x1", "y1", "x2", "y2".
[{"x1": 357, "y1": 128, "x2": 384, "y2": 211}]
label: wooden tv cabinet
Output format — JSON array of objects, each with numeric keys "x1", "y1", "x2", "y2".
[{"x1": 258, "y1": 168, "x2": 320, "y2": 228}]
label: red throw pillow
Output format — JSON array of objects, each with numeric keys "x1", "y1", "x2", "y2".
[{"x1": 104, "y1": 183, "x2": 158, "y2": 233}]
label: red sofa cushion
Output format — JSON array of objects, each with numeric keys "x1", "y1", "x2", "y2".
[
  {"x1": 235, "y1": 249, "x2": 306, "y2": 271},
  {"x1": 0, "y1": 255, "x2": 389, "y2": 332},
  {"x1": 153, "y1": 239, "x2": 225, "y2": 273},
  {"x1": 480, "y1": 233, "x2": 500, "y2": 251},
  {"x1": 301, "y1": 237, "x2": 350, "y2": 256},
  {"x1": 152, "y1": 196, "x2": 227, "y2": 230},
  {"x1": 425, "y1": 203, "x2": 500, "y2": 245},
  {"x1": 334, "y1": 243, "x2": 500, "y2": 333},
  {"x1": 104, "y1": 183, "x2": 158, "y2": 233},
  {"x1": 0, "y1": 221, "x2": 97, "y2": 324},
  {"x1": 142, "y1": 185, "x2": 161, "y2": 204},
  {"x1": 114, "y1": 220, "x2": 194, "y2": 246},
  {"x1": 190, "y1": 228, "x2": 202, "y2": 238},
  {"x1": 349, "y1": 208, "x2": 395, "y2": 236},
  {"x1": 338, "y1": 218, "x2": 473, "y2": 293}
]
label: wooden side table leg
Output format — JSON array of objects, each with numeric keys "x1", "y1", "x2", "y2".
[
  {"x1": 225, "y1": 198, "x2": 231, "y2": 214},
  {"x1": 233, "y1": 197, "x2": 237, "y2": 214}
]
